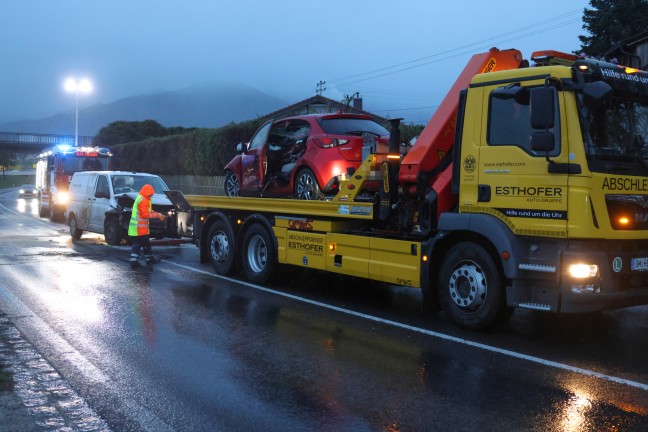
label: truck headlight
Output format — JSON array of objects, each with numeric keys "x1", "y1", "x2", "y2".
[
  {"x1": 568, "y1": 264, "x2": 599, "y2": 278},
  {"x1": 57, "y1": 191, "x2": 69, "y2": 204}
]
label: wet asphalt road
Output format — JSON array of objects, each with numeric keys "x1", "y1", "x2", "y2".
[{"x1": 1, "y1": 188, "x2": 648, "y2": 431}]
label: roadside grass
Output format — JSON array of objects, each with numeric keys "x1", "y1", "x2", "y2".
[{"x1": 0, "y1": 175, "x2": 35, "y2": 189}]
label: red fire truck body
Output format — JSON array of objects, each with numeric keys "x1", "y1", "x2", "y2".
[{"x1": 35, "y1": 145, "x2": 112, "y2": 220}]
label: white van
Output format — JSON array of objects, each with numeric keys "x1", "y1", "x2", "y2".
[{"x1": 66, "y1": 171, "x2": 176, "y2": 245}]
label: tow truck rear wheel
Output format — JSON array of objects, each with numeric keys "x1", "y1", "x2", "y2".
[
  {"x1": 438, "y1": 242, "x2": 507, "y2": 331},
  {"x1": 241, "y1": 224, "x2": 276, "y2": 284},
  {"x1": 68, "y1": 215, "x2": 83, "y2": 240},
  {"x1": 207, "y1": 220, "x2": 236, "y2": 275}
]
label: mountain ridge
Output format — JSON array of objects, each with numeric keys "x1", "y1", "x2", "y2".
[{"x1": 0, "y1": 82, "x2": 287, "y2": 135}]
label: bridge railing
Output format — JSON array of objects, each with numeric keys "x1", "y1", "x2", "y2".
[{"x1": 0, "y1": 132, "x2": 94, "y2": 147}]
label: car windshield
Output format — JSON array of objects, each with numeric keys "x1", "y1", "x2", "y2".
[
  {"x1": 21, "y1": 184, "x2": 34, "y2": 188},
  {"x1": 111, "y1": 175, "x2": 168, "y2": 193},
  {"x1": 319, "y1": 118, "x2": 388, "y2": 136}
]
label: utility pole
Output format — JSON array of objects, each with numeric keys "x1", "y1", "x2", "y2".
[{"x1": 316, "y1": 80, "x2": 326, "y2": 96}]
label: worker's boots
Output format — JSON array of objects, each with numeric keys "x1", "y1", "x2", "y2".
[{"x1": 130, "y1": 253, "x2": 141, "y2": 269}]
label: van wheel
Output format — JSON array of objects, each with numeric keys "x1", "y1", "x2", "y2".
[
  {"x1": 68, "y1": 215, "x2": 83, "y2": 240},
  {"x1": 207, "y1": 219, "x2": 236, "y2": 275},
  {"x1": 438, "y1": 242, "x2": 507, "y2": 331},
  {"x1": 241, "y1": 224, "x2": 276, "y2": 284},
  {"x1": 104, "y1": 218, "x2": 124, "y2": 246}
]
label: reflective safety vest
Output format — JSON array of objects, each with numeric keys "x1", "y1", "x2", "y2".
[{"x1": 128, "y1": 194, "x2": 159, "y2": 236}]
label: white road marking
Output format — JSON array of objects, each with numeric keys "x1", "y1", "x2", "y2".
[{"x1": 164, "y1": 260, "x2": 648, "y2": 392}]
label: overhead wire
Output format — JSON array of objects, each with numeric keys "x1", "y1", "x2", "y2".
[
  {"x1": 319, "y1": 3, "x2": 634, "y2": 122},
  {"x1": 333, "y1": 18, "x2": 582, "y2": 86},
  {"x1": 329, "y1": 9, "x2": 584, "y2": 86}
]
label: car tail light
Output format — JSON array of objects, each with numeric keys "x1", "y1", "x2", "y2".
[{"x1": 314, "y1": 137, "x2": 350, "y2": 148}]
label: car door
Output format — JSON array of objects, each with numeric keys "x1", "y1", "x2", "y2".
[
  {"x1": 240, "y1": 120, "x2": 272, "y2": 194},
  {"x1": 88, "y1": 174, "x2": 112, "y2": 233}
]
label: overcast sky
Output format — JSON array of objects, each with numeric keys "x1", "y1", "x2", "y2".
[{"x1": 1, "y1": 0, "x2": 591, "y2": 125}]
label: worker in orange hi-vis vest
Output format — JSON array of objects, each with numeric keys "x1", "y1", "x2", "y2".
[{"x1": 128, "y1": 184, "x2": 166, "y2": 268}]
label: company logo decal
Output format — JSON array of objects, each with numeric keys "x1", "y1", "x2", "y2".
[
  {"x1": 288, "y1": 219, "x2": 313, "y2": 231},
  {"x1": 482, "y1": 58, "x2": 497, "y2": 73},
  {"x1": 464, "y1": 155, "x2": 477, "y2": 173}
]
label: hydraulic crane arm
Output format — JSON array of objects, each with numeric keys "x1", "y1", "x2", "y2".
[{"x1": 398, "y1": 48, "x2": 525, "y2": 194}]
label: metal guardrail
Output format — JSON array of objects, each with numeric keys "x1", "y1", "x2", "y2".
[{"x1": 0, "y1": 132, "x2": 94, "y2": 147}]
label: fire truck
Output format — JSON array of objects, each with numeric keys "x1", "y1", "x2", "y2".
[
  {"x1": 36, "y1": 144, "x2": 112, "y2": 221},
  {"x1": 168, "y1": 48, "x2": 648, "y2": 330}
]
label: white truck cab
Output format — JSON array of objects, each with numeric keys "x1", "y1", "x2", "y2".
[{"x1": 66, "y1": 171, "x2": 175, "y2": 245}]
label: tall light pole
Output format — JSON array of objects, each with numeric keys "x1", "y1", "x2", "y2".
[{"x1": 64, "y1": 78, "x2": 92, "y2": 147}]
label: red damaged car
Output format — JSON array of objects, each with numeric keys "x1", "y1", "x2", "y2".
[{"x1": 223, "y1": 113, "x2": 390, "y2": 199}]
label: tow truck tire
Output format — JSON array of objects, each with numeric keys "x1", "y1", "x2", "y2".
[
  {"x1": 224, "y1": 172, "x2": 240, "y2": 197},
  {"x1": 241, "y1": 224, "x2": 276, "y2": 284},
  {"x1": 438, "y1": 242, "x2": 506, "y2": 331},
  {"x1": 295, "y1": 168, "x2": 323, "y2": 200},
  {"x1": 68, "y1": 215, "x2": 83, "y2": 240},
  {"x1": 207, "y1": 220, "x2": 236, "y2": 275},
  {"x1": 104, "y1": 218, "x2": 124, "y2": 246}
]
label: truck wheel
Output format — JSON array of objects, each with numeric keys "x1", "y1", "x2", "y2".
[
  {"x1": 104, "y1": 218, "x2": 124, "y2": 246},
  {"x1": 68, "y1": 215, "x2": 83, "y2": 240},
  {"x1": 208, "y1": 220, "x2": 236, "y2": 275},
  {"x1": 50, "y1": 202, "x2": 63, "y2": 222},
  {"x1": 438, "y1": 242, "x2": 507, "y2": 331},
  {"x1": 38, "y1": 197, "x2": 49, "y2": 218},
  {"x1": 51, "y1": 210, "x2": 63, "y2": 222},
  {"x1": 294, "y1": 168, "x2": 323, "y2": 200},
  {"x1": 224, "y1": 172, "x2": 240, "y2": 197},
  {"x1": 242, "y1": 224, "x2": 276, "y2": 284}
]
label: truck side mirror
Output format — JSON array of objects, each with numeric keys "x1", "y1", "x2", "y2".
[
  {"x1": 530, "y1": 87, "x2": 555, "y2": 130},
  {"x1": 531, "y1": 130, "x2": 555, "y2": 152},
  {"x1": 236, "y1": 143, "x2": 245, "y2": 154}
]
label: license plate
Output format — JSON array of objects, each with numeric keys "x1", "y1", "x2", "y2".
[{"x1": 631, "y1": 257, "x2": 648, "y2": 271}]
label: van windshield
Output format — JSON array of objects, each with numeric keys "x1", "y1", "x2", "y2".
[{"x1": 112, "y1": 175, "x2": 168, "y2": 194}]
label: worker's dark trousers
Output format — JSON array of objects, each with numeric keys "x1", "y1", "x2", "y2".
[{"x1": 129, "y1": 235, "x2": 153, "y2": 262}]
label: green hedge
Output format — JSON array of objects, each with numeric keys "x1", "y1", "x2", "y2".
[{"x1": 110, "y1": 120, "x2": 262, "y2": 176}]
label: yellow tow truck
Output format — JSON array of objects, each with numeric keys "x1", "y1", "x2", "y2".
[{"x1": 169, "y1": 48, "x2": 648, "y2": 330}]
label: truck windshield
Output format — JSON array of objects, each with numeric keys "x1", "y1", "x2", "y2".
[
  {"x1": 61, "y1": 156, "x2": 110, "y2": 174},
  {"x1": 578, "y1": 93, "x2": 648, "y2": 176}
]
